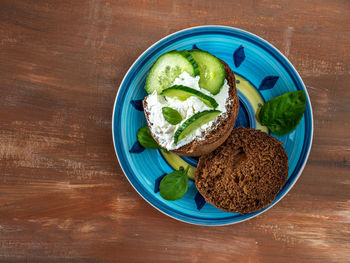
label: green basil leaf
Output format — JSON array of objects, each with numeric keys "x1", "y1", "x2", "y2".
[
  {"x1": 137, "y1": 126, "x2": 161, "y2": 149},
  {"x1": 258, "y1": 91, "x2": 306, "y2": 135},
  {"x1": 159, "y1": 166, "x2": 189, "y2": 201},
  {"x1": 162, "y1": 107, "x2": 182, "y2": 125}
]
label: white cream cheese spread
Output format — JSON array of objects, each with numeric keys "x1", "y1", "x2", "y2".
[{"x1": 145, "y1": 72, "x2": 230, "y2": 150}]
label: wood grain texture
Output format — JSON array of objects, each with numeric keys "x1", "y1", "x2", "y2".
[{"x1": 0, "y1": 0, "x2": 349, "y2": 262}]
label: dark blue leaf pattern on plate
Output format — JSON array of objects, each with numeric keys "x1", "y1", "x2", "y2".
[
  {"x1": 129, "y1": 141, "x2": 145, "y2": 153},
  {"x1": 154, "y1": 173, "x2": 167, "y2": 193},
  {"x1": 130, "y1": 99, "x2": 144, "y2": 111},
  {"x1": 259, "y1": 76, "x2": 279, "y2": 90},
  {"x1": 233, "y1": 45, "x2": 245, "y2": 67},
  {"x1": 194, "y1": 191, "x2": 206, "y2": 210},
  {"x1": 179, "y1": 156, "x2": 199, "y2": 167},
  {"x1": 192, "y1": 44, "x2": 199, "y2": 50},
  {"x1": 234, "y1": 101, "x2": 250, "y2": 128}
]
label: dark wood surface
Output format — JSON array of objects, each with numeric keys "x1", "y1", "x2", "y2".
[{"x1": 1, "y1": 0, "x2": 349, "y2": 262}]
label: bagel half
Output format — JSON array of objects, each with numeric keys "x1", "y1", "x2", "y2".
[
  {"x1": 195, "y1": 127, "x2": 288, "y2": 214},
  {"x1": 143, "y1": 59, "x2": 239, "y2": 157}
]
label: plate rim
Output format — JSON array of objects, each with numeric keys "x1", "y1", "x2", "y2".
[{"x1": 111, "y1": 25, "x2": 314, "y2": 226}]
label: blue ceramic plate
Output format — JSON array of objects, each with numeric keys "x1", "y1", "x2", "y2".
[{"x1": 112, "y1": 26, "x2": 313, "y2": 225}]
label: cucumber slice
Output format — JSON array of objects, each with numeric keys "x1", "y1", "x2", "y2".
[
  {"x1": 145, "y1": 50, "x2": 199, "y2": 94},
  {"x1": 189, "y1": 50, "x2": 226, "y2": 95},
  {"x1": 174, "y1": 110, "x2": 221, "y2": 144},
  {"x1": 160, "y1": 149, "x2": 196, "y2": 180},
  {"x1": 179, "y1": 50, "x2": 200, "y2": 76},
  {"x1": 161, "y1": 85, "x2": 218, "y2": 108}
]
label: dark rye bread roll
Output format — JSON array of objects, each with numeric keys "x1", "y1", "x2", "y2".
[
  {"x1": 143, "y1": 59, "x2": 239, "y2": 157},
  {"x1": 195, "y1": 127, "x2": 288, "y2": 214}
]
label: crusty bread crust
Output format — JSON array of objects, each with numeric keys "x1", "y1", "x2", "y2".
[
  {"x1": 143, "y1": 59, "x2": 239, "y2": 157},
  {"x1": 195, "y1": 127, "x2": 288, "y2": 214}
]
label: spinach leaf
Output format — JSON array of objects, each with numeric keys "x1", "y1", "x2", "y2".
[
  {"x1": 258, "y1": 91, "x2": 306, "y2": 135},
  {"x1": 162, "y1": 107, "x2": 182, "y2": 125},
  {"x1": 137, "y1": 126, "x2": 161, "y2": 149},
  {"x1": 159, "y1": 166, "x2": 189, "y2": 201}
]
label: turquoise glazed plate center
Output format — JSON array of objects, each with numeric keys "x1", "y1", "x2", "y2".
[{"x1": 112, "y1": 26, "x2": 313, "y2": 226}]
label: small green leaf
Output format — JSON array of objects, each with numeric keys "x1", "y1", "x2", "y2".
[
  {"x1": 137, "y1": 126, "x2": 161, "y2": 149},
  {"x1": 258, "y1": 91, "x2": 306, "y2": 135},
  {"x1": 162, "y1": 107, "x2": 182, "y2": 125},
  {"x1": 159, "y1": 166, "x2": 189, "y2": 201}
]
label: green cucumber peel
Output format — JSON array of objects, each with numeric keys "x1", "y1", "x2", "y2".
[
  {"x1": 174, "y1": 110, "x2": 221, "y2": 144},
  {"x1": 161, "y1": 85, "x2": 218, "y2": 108}
]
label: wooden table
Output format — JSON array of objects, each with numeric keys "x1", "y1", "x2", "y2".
[{"x1": 1, "y1": 0, "x2": 349, "y2": 262}]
